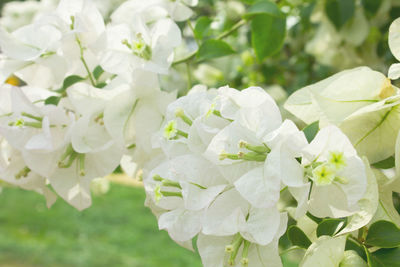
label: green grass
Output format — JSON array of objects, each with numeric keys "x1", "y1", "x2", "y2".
[
  {"x1": 0, "y1": 184, "x2": 202, "y2": 267},
  {"x1": 0, "y1": 184, "x2": 298, "y2": 267}
]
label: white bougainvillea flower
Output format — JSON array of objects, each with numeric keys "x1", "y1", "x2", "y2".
[
  {"x1": 198, "y1": 212, "x2": 287, "y2": 267},
  {"x1": 284, "y1": 67, "x2": 397, "y2": 126},
  {"x1": 0, "y1": 86, "x2": 72, "y2": 154},
  {"x1": 144, "y1": 154, "x2": 226, "y2": 242},
  {"x1": 300, "y1": 236, "x2": 367, "y2": 267},
  {"x1": 0, "y1": 21, "x2": 65, "y2": 86},
  {"x1": 302, "y1": 126, "x2": 368, "y2": 218},
  {"x1": 98, "y1": 16, "x2": 181, "y2": 80},
  {"x1": 153, "y1": 85, "x2": 217, "y2": 158},
  {"x1": 10, "y1": 82, "x2": 124, "y2": 211},
  {"x1": 104, "y1": 71, "x2": 176, "y2": 168},
  {"x1": 205, "y1": 86, "x2": 281, "y2": 164},
  {"x1": 0, "y1": 142, "x2": 57, "y2": 208}
]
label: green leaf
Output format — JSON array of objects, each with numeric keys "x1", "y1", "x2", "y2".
[
  {"x1": 365, "y1": 220, "x2": 400, "y2": 248},
  {"x1": 244, "y1": 0, "x2": 284, "y2": 20},
  {"x1": 345, "y1": 238, "x2": 367, "y2": 261},
  {"x1": 250, "y1": 13, "x2": 286, "y2": 60},
  {"x1": 93, "y1": 65, "x2": 104, "y2": 80},
  {"x1": 287, "y1": 225, "x2": 312, "y2": 249},
  {"x1": 244, "y1": 1, "x2": 286, "y2": 61},
  {"x1": 96, "y1": 82, "x2": 107, "y2": 89},
  {"x1": 44, "y1": 96, "x2": 61, "y2": 106},
  {"x1": 371, "y1": 247, "x2": 400, "y2": 267},
  {"x1": 362, "y1": 0, "x2": 382, "y2": 17},
  {"x1": 302, "y1": 121, "x2": 319, "y2": 143},
  {"x1": 306, "y1": 211, "x2": 323, "y2": 224},
  {"x1": 316, "y1": 218, "x2": 346, "y2": 237},
  {"x1": 241, "y1": 0, "x2": 257, "y2": 4},
  {"x1": 196, "y1": 39, "x2": 235, "y2": 61},
  {"x1": 372, "y1": 156, "x2": 395, "y2": 169},
  {"x1": 324, "y1": 0, "x2": 355, "y2": 30},
  {"x1": 194, "y1": 17, "x2": 212, "y2": 40},
  {"x1": 55, "y1": 75, "x2": 85, "y2": 93}
]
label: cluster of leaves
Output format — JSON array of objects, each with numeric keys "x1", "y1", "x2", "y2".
[{"x1": 176, "y1": 0, "x2": 399, "y2": 94}]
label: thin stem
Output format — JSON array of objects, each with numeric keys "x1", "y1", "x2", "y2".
[
  {"x1": 279, "y1": 246, "x2": 305, "y2": 256},
  {"x1": 187, "y1": 20, "x2": 200, "y2": 46},
  {"x1": 186, "y1": 62, "x2": 192, "y2": 90},
  {"x1": 172, "y1": 19, "x2": 247, "y2": 66},
  {"x1": 216, "y1": 19, "x2": 246, "y2": 40},
  {"x1": 75, "y1": 36, "x2": 96, "y2": 86}
]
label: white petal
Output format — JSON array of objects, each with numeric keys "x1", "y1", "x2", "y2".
[
  {"x1": 158, "y1": 208, "x2": 202, "y2": 242},
  {"x1": 234, "y1": 166, "x2": 280, "y2": 209},
  {"x1": 197, "y1": 234, "x2": 232, "y2": 267},
  {"x1": 338, "y1": 158, "x2": 378, "y2": 235},
  {"x1": 241, "y1": 207, "x2": 281, "y2": 246},
  {"x1": 389, "y1": 17, "x2": 400, "y2": 61},
  {"x1": 181, "y1": 182, "x2": 226, "y2": 211},
  {"x1": 202, "y1": 189, "x2": 248, "y2": 236},
  {"x1": 389, "y1": 63, "x2": 400, "y2": 80},
  {"x1": 300, "y1": 236, "x2": 346, "y2": 267}
]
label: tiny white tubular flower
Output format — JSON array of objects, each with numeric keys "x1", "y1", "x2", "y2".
[
  {"x1": 284, "y1": 66, "x2": 397, "y2": 127},
  {"x1": 144, "y1": 154, "x2": 227, "y2": 243},
  {"x1": 205, "y1": 86, "x2": 282, "y2": 164},
  {"x1": 98, "y1": 16, "x2": 181, "y2": 80},
  {"x1": 300, "y1": 236, "x2": 367, "y2": 267},
  {"x1": 302, "y1": 126, "x2": 368, "y2": 218},
  {"x1": 0, "y1": 86, "x2": 71, "y2": 154},
  {"x1": 155, "y1": 85, "x2": 221, "y2": 157},
  {"x1": 202, "y1": 87, "x2": 285, "y2": 205},
  {"x1": 198, "y1": 212, "x2": 288, "y2": 267}
]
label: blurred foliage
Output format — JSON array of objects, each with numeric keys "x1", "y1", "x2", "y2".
[{"x1": 168, "y1": 0, "x2": 400, "y2": 96}]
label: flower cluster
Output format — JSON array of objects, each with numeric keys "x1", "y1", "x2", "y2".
[
  {"x1": 0, "y1": 0, "x2": 193, "y2": 210},
  {"x1": 2, "y1": 0, "x2": 400, "y2": 266},
  {"x1": 144, "y1": 86, "x2": 368, "y2": 266}
]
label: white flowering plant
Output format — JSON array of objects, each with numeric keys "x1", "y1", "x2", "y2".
[{"x1": 1, "y1": 0, "x2": 400, "y2": 266}]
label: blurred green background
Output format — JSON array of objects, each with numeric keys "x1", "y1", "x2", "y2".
[
  {"x1": 0, "y1": 184, "x2": 298, "y2": 267},
  {"x1": 0, "y1": 184, "x2": 204, "y2": 267}
]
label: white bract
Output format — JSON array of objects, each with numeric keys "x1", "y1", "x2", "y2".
[
  {"x1": 285, "y1": 66, "x2": 400, "y2": 163},
  {"x1": 300, "y1": 236, "x2": 367, "y2": 267},
  {"x1": 98, "y1": 16, "x2": 181, "y2": 80}
]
